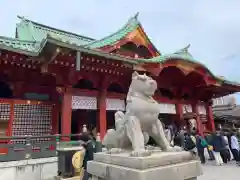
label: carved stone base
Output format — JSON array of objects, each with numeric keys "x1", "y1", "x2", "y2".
[{"x1": 87, "y1": 151, "x2": 202, "y2": 180}]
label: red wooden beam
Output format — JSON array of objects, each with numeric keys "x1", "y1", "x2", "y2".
[{"x1": 66, "y1": 88, "x2": 99, "y2": 97}]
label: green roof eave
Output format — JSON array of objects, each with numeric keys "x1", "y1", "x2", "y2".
[
  {"x1": 45, "y1": 36, "x2": 138, "y2": 64},
  {"x1": 140, "y1": 53, "x2": 218, "y2": 76},
  {"x1": 136, "y1": 44, "x2": 217, "y2": 78},
  {"x1": 85, "y1": 13, "x2": 140, "y2": 49},
  {"x1": 16, "y1": 16, "x2": 95, "y2": 46},
  {"x1": 16, "y1": 14, "x2": 161, "y2": 56},
  {"x1": 136, "y1": 50, "x2": 240, "y2": 85},
  {"x1": 222, "y1": 79, "x2": 240, "y2": 87},
  {"x1": 0, "y1": 36, "x2": 42, "y2": 56},
  {"x1": 137, "y1": 53, "x2": 201, "y2": 65},
  {"x1": 85, "y1": 13, "x2": 161, "y2": 55},
  {"x1": 0, "y1": 35, "x2": 138, "y2": 65},
  {"x1": 1, "y1": 35, "x2": 240, "y2": 88}
]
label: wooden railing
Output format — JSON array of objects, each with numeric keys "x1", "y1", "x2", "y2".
[{"x1": 0, "y1": 134, "x2": 89, "y2": 162}]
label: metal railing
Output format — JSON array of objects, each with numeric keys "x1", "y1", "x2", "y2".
[{"x1": 0, "y1": 134, "x2": 91, "y2": 162}]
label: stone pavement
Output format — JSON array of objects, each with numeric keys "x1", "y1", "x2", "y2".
[{"x1": 199, "y1": 162, "x2": 240, "y2": 180}]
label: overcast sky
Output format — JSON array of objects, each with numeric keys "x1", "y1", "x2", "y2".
[{"x1": 1, "y1": 0, "x2": 240, "y2": 102}]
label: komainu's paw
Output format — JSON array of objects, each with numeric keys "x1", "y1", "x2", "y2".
[
  {"x1": 165, "y1": 146, "x2": 183, "y2": 152},
  {"x1": 107, "y1": 148, "x2": 123, "y2": 154},
  {"x1": 130, "y1": 149, "x2": 151, "y2": 157},
  {"x1": 145, "y1": 145, "x2": 155, "y2": 150}
]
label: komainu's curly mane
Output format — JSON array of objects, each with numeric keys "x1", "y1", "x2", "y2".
[{"x1": 126, "y1": 71, "x2": 157, "y2": 104}]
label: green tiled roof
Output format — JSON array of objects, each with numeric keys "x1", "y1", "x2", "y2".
[
  {"x1": 85, "y1": 13, "x2": 140, "y2": 49},
  {"x1": 14, "y1": 13, "x2": 161, "y2": 55},
  {"x1": 16, "y1": 16, "x2": 95, "y2": 46},
  {"x1": 137, "y1": 44, "x2": 222, "y2": 80},
  {"x1": 0, "y1": 15, "x2": 239, "y2": 89},
  {"x1": 0, "y1": 35, "x2": 139, "y2": 64},
  {"x1": 138, "y1": 45, "x2": 196, "y2": 63},
  {"x1": 171, "y1": 44, "x2": 195, "y2": 61},
  {"x1": 0, "y1": 36, "x2": 41, "y2": 55}
]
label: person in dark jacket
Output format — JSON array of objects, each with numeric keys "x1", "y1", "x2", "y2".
[
  {"x1": 220, "y1": 132, "x2": 231, "y2": 163},
  {"x1": 184, "y1": 132, "x2": 196, "y2": 152},
  {"x1": 79, "y1": 132, "x2": 95, "y2": 180},
  {"x1": 174, "y1": 128, "x2": 185, "y2": 148},
  {"x1": 196, "y1": 135, "x2": 207, "y2": 164},
  {"x1": 211, "y1": 132, "x2": 224, "y2": 165},
  {"x1": 205, "y1": 134, "x2": 215, "y2": 161}
]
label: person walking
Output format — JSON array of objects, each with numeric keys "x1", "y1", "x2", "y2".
[
  {"x1": 223, "y1": 132, "x2": 232, "y2": 162},
  {"x1": 230, "y1": 132, "x2": 240, "y2": 166},
  {"x1": 174, "y1": 129, "x2": 185, "y2": 148},
  {"x1": 211, "y1": 132, "x2": 224, "y2": 166},
  {"x1": 220, "y1": 132, "x2": 230, "y2": 164},
  {"x1": 205, "y1": 134, "x2": 215, "y2": 161},
  {"x1": 179, "y1": 128, "x2": 186, "y2": 148},
  {"x1": 196, "y1": 135, "x2": 208, "y2": 164},
  {"x1": 79, "y1": 125, "x2": 95, "y2": 180},
  {"x1": 184, "y1": 132, "x2": 197, "y2": 155}
]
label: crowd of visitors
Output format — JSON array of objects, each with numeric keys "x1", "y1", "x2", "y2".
[
  {"x1": 173, "y1": 128, "x2": 240, "y2": 166},
  {"x1": 79, "y1": 124, "x2": 240, "y2": 180}
]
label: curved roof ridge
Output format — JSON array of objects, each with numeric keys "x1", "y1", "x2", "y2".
[
  {"x1": 173, "y1": 44, "x2": 194, "y2": 58},
  {"x1": 17, "y1": 15, "x2": 95, "y2": 41},
  {"x1": 16, "y1": 17, "x2": 37, "y2": 41},
  {"x1": 19, "y1": 18, "x2": 39, "y2": 42},
  {"x1": 137, "y1": 45, "x2": 218, "y2": 78},
  {"x1": 85, "y1": 12, "x2": 140, "y2": 48}
]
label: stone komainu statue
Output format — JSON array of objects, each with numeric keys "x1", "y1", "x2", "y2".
[{"x1": 103, "y1": 72, "x2": 181, "y2": 156}]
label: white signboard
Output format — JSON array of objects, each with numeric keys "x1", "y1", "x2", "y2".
[
  {"x1": 159, "y1": 103, "x2": 176, "y2": 114},
  {"x1": 106, "y1": 98, "x2": 125, "y2": 111},
  {"x1": 72, "y1": 96, "x2": 97, "y2": 110},
  {"x1": 198, "y1": 105, "x2": 207, "y2": 115}
]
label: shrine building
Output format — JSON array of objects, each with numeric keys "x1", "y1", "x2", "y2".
[
  {"x1": 0, "y1": 13, "x2": 239, "y2": 142},
  {"x1": 213, "y1": 95, "x2": 240, "y2": 130}
]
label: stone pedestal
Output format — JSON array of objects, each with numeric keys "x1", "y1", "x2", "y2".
[
  {"x1": 87, "y1": 151, "x2": 202, "y2": 180},
  {"x1": 54, "y1": 176, "x2": 80, "y2": 180}
]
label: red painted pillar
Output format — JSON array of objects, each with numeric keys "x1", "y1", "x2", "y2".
[
  {"x1": 193, "y1": 104, "x2": 203, "y2": 136},
  {"x1": 176, "y1": 103, "x2": 184, "y2": 126},
  {"x1": 7, "y1": 101, "x2": 14, "y2": 137},
  {"x1": 98, "y1": 76, "x2": 107, "y2": 140},
  {"x1": 206, "y1": 105, "x2": 215, "y2": 132},
  {"x1": 61, "y1": 92, "x2": 72, "y2": 141}
]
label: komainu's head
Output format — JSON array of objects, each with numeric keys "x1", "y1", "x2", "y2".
[{"x1": 129, "y1": 71, "x2": 157, "y2": 97}]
